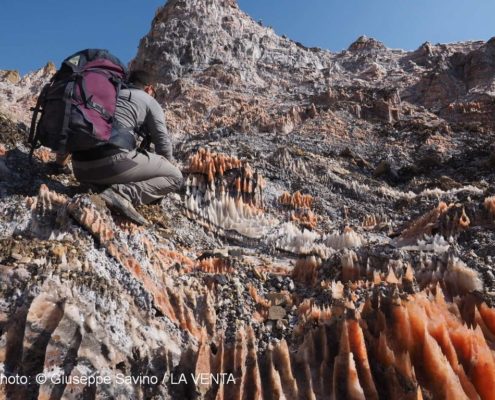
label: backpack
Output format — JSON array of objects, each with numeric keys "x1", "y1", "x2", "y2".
[{"x1": 29, "y1": 49, "x2": 127, "y2": 157}]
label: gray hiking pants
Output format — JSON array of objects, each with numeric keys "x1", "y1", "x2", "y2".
[{"x1": 73, "y1": 149, "x2": 183, "y2": 205}]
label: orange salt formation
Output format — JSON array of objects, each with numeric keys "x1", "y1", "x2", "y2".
[
  {"x1": 279, "y1": 190, "x2": 317, "y2": 228},
  {"x1": 395, "y1": 202, "x2": 449, "y2": 245},
  {"x1": 67, "y1": 195, "x2": 207, "y2": 339},
  {"x1": 33, "y1": 147, "x2": 55, "y2": 163},
  {"x1": 478, "y1": 303, "x2": 495, "y2": 334},
  {"x1": 293, "y1": 255, "x2": 321, "y2": 285},
  {"x1": 333, "y1": 321, "x2": 366, "y2": 400},
  {"x1": 247, "y1": 284, "x2": 270, "y2": 321},
  {"x1": 197, "y1": 257, "x2": 234, "y2": 274},
  {"x1": 291, "y1": 208, "x2": 318, "y2": 229},
  {"x1": 459, "y1": 208, "x2": 470, "y2": 228},
  {"x1": 347, "y1": 319, "x2": 379, "y2": 399},
  {"x1": 422, "y1": 327, "x2": 469, "y2": 399},
  {"x1": 279, "y1": 190, "x2": 313, "y2": 209},
  {"x1": 181, "y1": 288, "x2": 495, "y2": 400},
  {"x1": 484, "y1": 196, "x2": 495, "y2": 218},
  {"x1": 187, "y1": 148, "x2": 243, "y2": 183}
]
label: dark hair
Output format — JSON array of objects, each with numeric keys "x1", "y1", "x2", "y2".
[{"x1": 127, "y1": 70, "x2": 153, "y2": 88}]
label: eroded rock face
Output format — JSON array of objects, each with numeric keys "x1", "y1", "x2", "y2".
[
  {"x1": 132, "y1": 0, "x2": 495, "y2": 138},
  {"x1": 1, "y1": 0, "x2": 495, "y2": 398}
]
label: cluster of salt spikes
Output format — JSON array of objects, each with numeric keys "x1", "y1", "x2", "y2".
[
  {"x1": 339, "y1": 250, "x2": 415, "y2": 285},
  {"x1": 187, "y1": 148, "x2": 266, "y2": 200},
  {"x1": 184, "y1": 149, "x2": 275, "y2": 239},
  {"x1": 291, "y1": 208, "x2": 318, "y2": 229},
  {"x1": 196, "y1": 256, "x2": 234, "y2": 274},
  {"x1": 324, "y1": 226, "x2": 364, "y2": 250},
  {"x1": 401, "y1": 233, "x2": 451, "y2": 253},
  {"x1": 293, "y1": 255, "x2": 322, "y2": 285},
  {"x1": 338, "y1": 249, "x2": 483, "y2": 297},
  {"x1": 416, "y1": 256, "x2": 483, "y2": 296},
  {"x1": 187, "y1": 148, "x2": 243, "y2": 183},
  {"x1": 271, "y1": 222, "x2": 329, "y2": 257},
  {"x1": 67, "y1": 195, "x2": 208, "y2": 339},
  {"x1": 26, "y1": 183, "x2": 68, "y2": 212},
  {"x1": 271, "y1": 147, "x2": 309, "y2": 176},
  {"x1": 362, "y1": 213, "x2": 389, "y2": 230},
  {"x1": 294, "y1": 298, "x2": 335, "y2": 335},
  {"x1": 181, "y1": 287, "x2": 495, "y2": 400},
  {"x1": 279, "y1": 191, "x2": 313, "y2": 209},
  {"x1": 185, "y1": 185, "x2": 277, "y2": 239},
  {"x1": 279, "y1": 190, "x2": 318, "y2": 229},
  {"x1": 25, "y1": 184, "x2": 70, "y2": 240},
  {"x1": 393, "y1": 202, "x2": 470, "y2": 247}
]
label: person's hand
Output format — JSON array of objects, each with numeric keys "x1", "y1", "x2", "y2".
[{"x1": 144, "y1": 84, "x2": 156, "y2": 98}]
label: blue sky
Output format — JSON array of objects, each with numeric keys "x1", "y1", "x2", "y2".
[{"x1": 1, "y1": 0, "x2": 493, "y2": 75}]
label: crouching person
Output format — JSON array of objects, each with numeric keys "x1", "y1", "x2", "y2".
[{"x1": 71, "y1": 70, "x2": 183, "y2": 225}]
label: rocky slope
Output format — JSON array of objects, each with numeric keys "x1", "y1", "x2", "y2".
[
  {"x1": 0, "y1": 63, "x2": 55, "y2": 125},
  {"x1": 1, "y1": 0, "x2": 495, "y2": 399}
]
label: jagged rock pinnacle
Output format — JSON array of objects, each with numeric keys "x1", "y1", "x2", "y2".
[
  {"x1": 43, "y1": 61, "x2": 56, "y2": 75},
  {"x1": 132, "y1": 0, "x2": 330, "y2": 83},
  {"x1": 0, "y1": 69, "x2": 20, "y2": 84},
  {"x1": 348, "y1": 35, "x2": 386, "y2": 51}
]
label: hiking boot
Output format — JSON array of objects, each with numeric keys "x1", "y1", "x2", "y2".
[{"x1": 99, "y1": 189, "x2": 148, "y2": 226}]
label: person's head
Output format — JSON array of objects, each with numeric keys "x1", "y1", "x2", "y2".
[{"x1": 128, "y1": 70, "x2": 156, "y2": 97}]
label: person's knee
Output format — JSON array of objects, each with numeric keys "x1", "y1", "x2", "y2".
[{"x1": 169, "y1": 166, "x2": 184, "y2": 191}]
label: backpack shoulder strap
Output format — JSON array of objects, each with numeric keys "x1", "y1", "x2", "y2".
[
  {"x1": 28, "y1": 82, "x2": 51, "y2": 161},
  {"x1": 58, "y1": 80, "x2": 76, "y2": 154}
]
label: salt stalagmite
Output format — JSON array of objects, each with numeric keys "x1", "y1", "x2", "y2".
[
  {"x1": 485, "y1": 196, "x2": 495, "y2": 218},
  {"x1": 293, "y1": 255, "x2": 322, "y2": 285},
  {"x1": 325, "y1": 226, "x2": 364, "y2": 250},
  {"x1": 401, "y1": 234, "x2": 450, "y2": 253},
  {"x1": 271, "y1": 222, "x2": 328, "y2": 256},
  {"x1": 443, "y1": 256, "x2": 483, "y2": 296}
]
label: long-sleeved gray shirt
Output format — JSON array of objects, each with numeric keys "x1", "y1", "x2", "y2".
[{"x1": 114, "y1": 88, "x2": 173, "y2": 160}]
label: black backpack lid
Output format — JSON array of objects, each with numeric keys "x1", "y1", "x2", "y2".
[{"x1": 61, "y1": 49, "x2": 128, "y2": 75}]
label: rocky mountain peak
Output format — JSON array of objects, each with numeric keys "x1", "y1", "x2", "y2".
[
  {"x1": 0, "y1": 69, "x2": 21, "y2": 84},
  {"x1": 347, "y1": 35, "x2": 386, "y2": 51},
  {"x1": 43, "y1": 61, "x2": 56, "y2": 75},
  {"x1": 132, "y1": 0, "x2": 331, "y2": 84}
]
